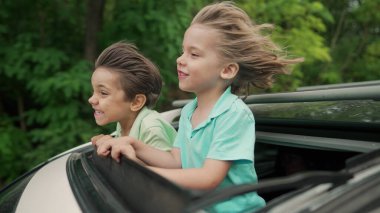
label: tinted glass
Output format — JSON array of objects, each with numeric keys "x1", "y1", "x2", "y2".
[
  {"x1": 0, "y1": 171, "x2": 36, "y2": 212},
  {"x1": 251, "y1": 100, "x2": 380, "y2": 124}
]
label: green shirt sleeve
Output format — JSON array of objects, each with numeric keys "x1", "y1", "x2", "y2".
[
  {"x1": 140, "y1": 126, "x2": 176, "y2": 151},
  {"x1": 138, "y1": 110, "x2": 177, "y2": 151}
]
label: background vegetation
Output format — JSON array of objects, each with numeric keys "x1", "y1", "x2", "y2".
[{"x1": 0, "y1": 0, "x2": 379, "y2": 187}]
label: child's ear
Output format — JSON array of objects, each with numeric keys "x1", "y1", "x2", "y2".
[
  {"x1": 130, "y1": 94, "x2": 146, "y2": 112},
  {"x1": 221, "y1": 63, "x2": 239, "y2": 80}
]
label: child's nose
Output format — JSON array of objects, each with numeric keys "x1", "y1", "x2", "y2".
[
  {"x1": 176, "y1": 54, "x2": 185, "y2": 65},
  {"x1": 88, "y1": 95, "x2": 97, "y2": 105}
]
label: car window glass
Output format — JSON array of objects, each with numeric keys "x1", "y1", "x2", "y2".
[
  {"x1": 0, "y1": 171, "x2": 36, "y2": 212},
  {"x1": 251, "y1": 100, "x2": 380, "y2": 124}
]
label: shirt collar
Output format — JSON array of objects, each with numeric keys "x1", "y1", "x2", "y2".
[
  {"x1": 209, "y1": 86, "x2": 237, "y2": 118},
  {"x1": 186, "y1": 86, "x2": 237, "y2": 119},
  {"x1": 129, "y1": 106, "x2": 150, "y2": 136}
]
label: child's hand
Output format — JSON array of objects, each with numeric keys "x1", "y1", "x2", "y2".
[
  {"x1": 91, "y1": 134, "x2": 113, "y2": 148},
  {"x1": 96, "y1": 136, "x2": 138, "y2": 163},
  {"x1": 95, "y1": 136, "x2": 117, "y2": 157},
  {"x1": 110, "y1": 140, "x2": 137, "y2": 163}
]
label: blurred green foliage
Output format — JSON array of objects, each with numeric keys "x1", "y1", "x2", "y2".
[{"x1": 0, "y1": 0, "x2": 379, "y2": 187}]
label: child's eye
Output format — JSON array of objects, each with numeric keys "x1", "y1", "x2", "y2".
[
  {"x1": 191, "y1": 53, "x2": 199, "y2": 57},
  {"x1": 100, "y1": 91, "x2": 109, "y2": 96}
]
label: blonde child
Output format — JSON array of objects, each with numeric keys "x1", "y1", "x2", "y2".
[
  {"x1": 96, "y1": 2, "x2": 303, "y2": 212},
  {"x1": 89, "y1": 42, "x2": 176, "y2": 152}
]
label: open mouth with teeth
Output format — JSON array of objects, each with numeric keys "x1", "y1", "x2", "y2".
[{"x1": 94, "y1": 110, "x2": 104, "y2": 118}]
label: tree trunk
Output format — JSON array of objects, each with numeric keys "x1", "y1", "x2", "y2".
[
  {"x1": 17, "y1": 95, "x2": 26, "y2": 131},
  {"x1": 84, "y1": 0, "x2": 105, "y2": 63}
]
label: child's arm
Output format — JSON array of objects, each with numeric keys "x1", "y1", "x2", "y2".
[
  {"x1": 96, "y1": 137, "x2": 230, "y2": 190},
  {"x1": 148, "y1": 159, "x2": 231, "y2": 190},
  {"x1": 97, "y1": 136, "x2": 182, "y2": 169}
]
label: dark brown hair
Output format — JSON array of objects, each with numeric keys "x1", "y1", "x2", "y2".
[
  {"x1": 192, "y1": 1, "x2": 304, "y2": 93},
  {"x1": 95, "y1": 41, "x2": 162, "y2": 108}
]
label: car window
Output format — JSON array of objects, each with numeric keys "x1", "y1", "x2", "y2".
[
  {"x1": 251, "y1": 100, "x2": 380, "y2": 124},
  {"x1": 67, "y1": 149, "x2": 195, "y2": 212},
  {"x1": 0, "y1": 170, "x2": 37, "y2": 212},
  {"x1": 251, "y1": 100, "x2": 380, "y2": 142}
]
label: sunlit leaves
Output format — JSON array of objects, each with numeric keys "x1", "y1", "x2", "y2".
[{"x1": 238, "y1": 0, "x2": 332, "y2": 90}]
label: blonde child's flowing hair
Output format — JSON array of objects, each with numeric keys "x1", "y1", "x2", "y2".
[{"x1": 191, "y1": 1, "x2": 304, "y2": 93}]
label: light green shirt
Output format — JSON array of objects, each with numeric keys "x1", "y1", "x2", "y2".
[
  {"x1": 113, "y1": 107, "x2": 176, "y2": 151},
  {"x1": 174, "y1": 87, "x2": 265, "y2": 212}
]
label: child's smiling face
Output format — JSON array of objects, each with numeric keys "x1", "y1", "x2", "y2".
[
  {"x1": 176, "y1": 24, "x2": 228, "y2": 96},
  {"x1": 88, "y1": 67, "x2": 134, "y2": 126}
]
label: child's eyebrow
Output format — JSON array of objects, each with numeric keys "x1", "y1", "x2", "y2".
[
  {"x1": 96, "y1": 84, "x2": 110, "y2": 90},
  {"x1": 189, "y1": 46, "x2": 200, "y2": 51},
  {"x1": 185, "y1": 46, "x2": 201, "y2": 52}
]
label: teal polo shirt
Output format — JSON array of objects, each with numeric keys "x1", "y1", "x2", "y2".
[{"x1": 174, "y1": 87, "x2": 265, "y2": 212}]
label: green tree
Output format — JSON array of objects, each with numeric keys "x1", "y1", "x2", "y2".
[
  {"x1": 0, "y1": 0, "x2": 102, "y2": 184},
  {"x1": 315, "y1": 0, "x2": 380, "y2": 83},
  {"x1": 239, "y1": 0, "x2": 333, "y2": 91}
]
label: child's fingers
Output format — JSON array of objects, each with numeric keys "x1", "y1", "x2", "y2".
[
  {"x1": 111, "y1": 143, "x2": 136, "y2": 163},
  {"x1": 101, "y1": 150, "x2": 110, "y2": 156},
  {"x1": 97, "y1": 140, "x2": 112, "y2": 156},
  {"x1": 110, "y1": 146, "x2": 122, "y2": 163},
  {"x1": 91, "y1": 134, "x2": 104, "y2": 146},
  {"x1": 94, "y1": 135, "x2": 113, "y2": 147},
  {"x1": 91, "y1": 134, "x2": 104, "y2": 141},
  {"x1": 120, "y1": 145, "x2": 137, "y2": 160}
]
